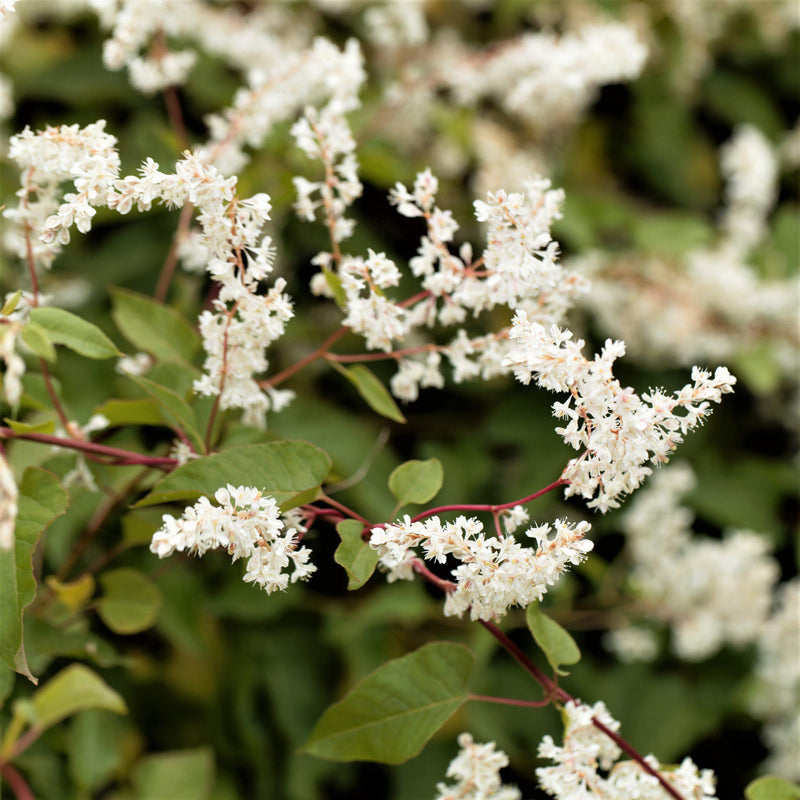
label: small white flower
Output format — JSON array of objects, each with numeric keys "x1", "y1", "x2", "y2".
[
  {"x1": 0, "y1": 452, "x2": 18, "y2": 551},
  {"x1": 436, "y1": 732, "x2": 522, "y2": 800}
]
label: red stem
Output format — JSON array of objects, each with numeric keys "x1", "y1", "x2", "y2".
[
  {"x1": 411, "y1": 557, "x2": 455, "y2": 593},
  {"x1": 318, "y1": 494, "x2": 369, "y2": 525},
  {"x1": 590, "y1": 717, "x2": 686, "y2": 800},
  {"x1": 480, "y1": 620, "x2": 569, "y2": 703},
  {"x1": 478, "y1": 626, "x2": 686, "y2": 799},
  {"x1": 406, "y1": 478, "x2": 568, "y2": 524},
  {"x1": 39, "y1": 358, "x2": 71, "y2": 431},
  {"x1": 0, "y1": 428, "x2": 176, "y2": 469},
  {"x1": 262, "y1": 326, "x2": 349, "y2": 388},
  {"x1": 326, "y1": 342, "x2": 437, "y2": 364},
  {"x1": 155, "y1": 200, "x2": 194, "y2": 303},
  {"x1": 469, "y1": 694, "x2": 551, "y2": 709},
  {"x1": 0, "y1": 763, "x2": 34, "y2": 800}
]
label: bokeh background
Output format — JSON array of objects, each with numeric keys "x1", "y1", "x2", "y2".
[{"x1": 0, "y1": 1, "x2": 797, "y2": 798}]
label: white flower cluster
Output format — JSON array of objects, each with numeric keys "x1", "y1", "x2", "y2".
[
  {"x1": 3, "y1": 120, "x2": 295, "y2": 427},
  {"x1": 0, "y1": 291, "x2": 42, "y2": 408},
  {"x1": 364, "y1": 1, "x2": 428, "y2": 51},
  {"x1": 203, "y1": 36, "x2": 365, "y2": 175},
  {"x1": 435, "y1": 732, "x2": 523, "y2": 800},
  {"x1": 345, "y1": 170, "x2": 585, "y2": 402},
  {"x1": 338, "y1": 250, "x2": 406, "y2": 352},
  {"x1": 602, "y1": 625, "x2": 659, "y2": 665},
  {"x1": 293, "y1": 104, "x2": 363, "y2": 248},
  {"x1": 0, "y1": 451, "x2": 17, "y2": 550},
  {"x1": 577, "y1": 125, "x2": 798, "y2": 378},
  {"x1": 0, "y1": 323, "x2": 24, "y2": 409},
  {"x1": 619, "y1": 463, "x2": 780, "y2": 660},
  {"x1": 472, "y1": 179, "x2": 590, "y2": 322},
  {"x1": 719, "y1": 124, "x2": 778, "y2": 256},
  {"x1": 537, "y1": 700, "x2": 717, "y2": 800},
  {"x1": 93, "y1": 0, "x2": 197, "y2": 94},
  {"x1": 4, "y1": 120, "x2": 120, "y2": 269},
  {"x1": 0, "y1": 0, "x2": 17, "y2": 23},
  {"x1": 369, "y1": 514, "x2": 592, "y2": 621},
  {"x1": 749, "y1": 579, "x2": 800, "y2": 780},
  {"x1": 150, "y1": 485, "x2": 315, "y2": 593},
  {"x1": 503, "y1": 312, "x2": 737, "y2": 511},
  {"x1": 445, "y1": 23, "x2": 648, "y2": 131},
  {"x1": 108, "y1": 153, "x2": 294, "y2": 426}
]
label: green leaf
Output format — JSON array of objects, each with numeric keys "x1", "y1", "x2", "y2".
[
  {"x1": 2, "y1": 291, "x2": 22, "y2": 317},
  {"x1": 96, "y1": 568, "x2": 162, "y2": 635},
  {"x1": 388, "y1": 458, "x2": 443, "y2": 507},
  {"x1": 94, "y1": 398, "x2": 165, "y2": 427},
  {"x1": 745, "y1": 777, "x2": 800, "y2": 800},
  {"x1": 111, "y1": 288, "x2": 199, "y2": 366},
  {"x1": 136, "y1": 441, "x2": 331, "y2": 510},
  {"x1": 323, "y1": 269, "x2": 347, "y2": 308},
  {"x1": 334, "y1": 520, "x2": 379, "y2": 590},
  {"x1": 29, "y1": 307, "x2": 120, "y2": 359},
  {"x1": 45, "y1": 574, "x2": 96, "y2": 611},
  {"x1": 129, "y1": 375, "x2": 204, "y2": 453},
  {"x1": 132, "y1": 748, "x2": 215, "y2": 800},
  {"x1": 68, "y1": 710, "x2": 134, "y2": 793},
  {"x1": 302, "y1": 642, "x2": 473, "y2": 763},
  {"x1": 0, "y1": 468, "x2": 68, "y2": 682},
  {"x1": 121, "y1": 510, "x2": 162, "y2": 547},
  {"x1": 3, "y1": 417, "x2": 55, "y2": 435},
  {"x1": 332, "y1": 362, "x2": 406, "y2": 423},
  {"x1": 28, "y1": 663, "x2": 126, "y2": 731},
  {"x1": 20, "y1": 321, "x2": 57, "y2": 362},
  {"x1": 526, "y1": 603, "x2": 581, "y2": 676},
  {"x1": 0, "y1": 663, "x2": 13, "y2": 710}
]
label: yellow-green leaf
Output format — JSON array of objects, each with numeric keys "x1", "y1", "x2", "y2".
[
  {"x1": 526, "y1": 603, "x2": 581, "y2": 676},
  {"x1": 745, "y1": 777, "x2": 800, "y2": 800},
  {"x1": 334, "y1": 520, "x2": 379, "y2": 590},
  {"x1": 2, "y1": 291, "x2": 22, "y2": 317},
  {"x1": 45, "y1": 574, "x2": 96, "y2": 611},
  {"x1": 96, "y1": 568, "x2": 162, "y2": 634},
  {"x1": 388, "y1": 458, "x2": 443, "y2": 506},
  {"x1": 132, "y1": 748, "x2": 215, "y2": 800},
  {"x1": 28, "y1": 663, "x2": 126, "y2": 731},
  {"x1": 332, "y1": 362, "x2": 406, "y2": 423},
  {"x1": 29, "y1": 307, "x2": 120, "y2": 359},
  {"x1": 3, "y1": 417, "x2": 55, "y2": 435},
  {"x1": 20, "y1": 321, "x2": 56, "y2": 362}
]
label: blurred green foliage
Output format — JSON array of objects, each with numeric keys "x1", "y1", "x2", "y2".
[{"x1": 0, "y1": 1, "x2": 797, "y2": 799}]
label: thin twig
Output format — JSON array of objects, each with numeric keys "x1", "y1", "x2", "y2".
[
  {"x1": 0, "y1": 762, "x2": 35, "y2": 800},
  {"x1": 155, "y1": 200, "x2": 194, "y2": 302},
  {"x1": 0, "y1": 428, "x2": 176, "y2": 469}
]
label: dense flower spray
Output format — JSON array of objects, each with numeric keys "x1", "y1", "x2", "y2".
[
  {"x1": 150, "y1": 485, "x2": 315, "y2": 593},
  {"x1": 370, "y1": 515, "x2": 592, "y2": 621}
]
